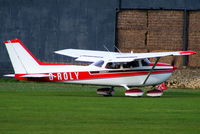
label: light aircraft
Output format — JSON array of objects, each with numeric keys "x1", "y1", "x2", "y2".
[{"x1": 3, "y1": 39, "x2": 196, "y2": 97}]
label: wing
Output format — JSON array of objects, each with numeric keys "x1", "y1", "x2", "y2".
[
  {"x1": 55, "y1": 49, "x2": 118, "y2": 62},
  {"x1": 115, "y1": 51, "x2": 197, "y2": 60},
  {"x1": 55, "y1": 49, "x2": 196, "y2": 62}
]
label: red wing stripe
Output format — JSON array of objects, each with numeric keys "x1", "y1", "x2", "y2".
[{"x1": 179, "y1": 51, "x2": 196, "y2": 55}]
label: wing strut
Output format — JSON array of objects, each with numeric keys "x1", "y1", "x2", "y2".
[{"x1": 142, "y1": 57, "x2": 161, "y2": 85}]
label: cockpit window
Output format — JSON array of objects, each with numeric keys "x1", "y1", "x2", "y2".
[
  {"x1": 123, "y1": 60, "x2": 139, "y2": 68},
  {"x1": 105, "y1": 60, "x2": 142, "y2": 69},
  {"x1": 141, "y1": 59, "x2": 150, "y2": 66},
  {"x1": 105, "y1": 62, "x2": 120, "y2": 69},
  {"x1": 94, "y1": 60, "x2": 104, "y2": 67}
]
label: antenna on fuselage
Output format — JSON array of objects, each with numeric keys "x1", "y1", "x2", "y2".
[
  {"x1": 103, "y1": 45, "x2": 110, "y2": 52},
  {"x1": 114, "y1": 45, "x2": 122, "y2": 53},
  {"x1": 103, "y1": 45, "x2": 115, "y2": 61}
]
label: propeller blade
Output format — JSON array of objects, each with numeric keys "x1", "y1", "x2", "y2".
[{"x1": 171, "y1": 56, "x2": 177, "y2": 66}]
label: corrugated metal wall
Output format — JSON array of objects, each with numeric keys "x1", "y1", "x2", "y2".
[
  {"x1": 0, "y1": 0, "x2": 116, "y2": 76},
  {"x1": 0, "y1": 0, "x2": 200, "y2": 76},
  {"x1": 120, "y1": 0, "x2": 200, "y2": 10}
]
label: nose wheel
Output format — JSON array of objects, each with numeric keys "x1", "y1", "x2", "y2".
[
  {"x1": 146, "y1": 83, "x2": 167, "y2": 97},
  {"x1": 146, "y1": 89, "x2": 163, "y2": 97}
]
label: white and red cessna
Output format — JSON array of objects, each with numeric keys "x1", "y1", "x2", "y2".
[{"x1": 3, "y1": 39, "x2": 196, "y2": 97}]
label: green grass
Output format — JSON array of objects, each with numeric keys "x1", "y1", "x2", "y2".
[{"x1": 0, "y1": 80, "x2": 200, "y2": 134}]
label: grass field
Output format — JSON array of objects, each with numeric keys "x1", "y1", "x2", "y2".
[{"x1": 0, "y1": 79, "x2": 200, "y2": 134}]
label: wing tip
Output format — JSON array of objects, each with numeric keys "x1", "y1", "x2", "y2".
[{"x1": 179, "y1": 51, "x2": 197, "y2": 55}]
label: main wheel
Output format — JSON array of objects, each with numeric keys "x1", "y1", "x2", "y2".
[
  {"x1": 125, "y1": 89, "x2": 144, "y2": 97},
  {"x1": 96, "y1": 88, "x2": 115, "y2": 97}
]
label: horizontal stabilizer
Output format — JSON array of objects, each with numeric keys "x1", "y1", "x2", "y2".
[
  {"x1": 4, "y1": 74, "x2": 15, "y2": 77},
  {"x1": 20, "y1": 74, "x2": 50, "y2": 78}
]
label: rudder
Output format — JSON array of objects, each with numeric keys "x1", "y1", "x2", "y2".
[{"x1": 4, "y1": 39, "x2": 40, "y2": 74}]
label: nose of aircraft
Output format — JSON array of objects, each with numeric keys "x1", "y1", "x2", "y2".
[
  {"x1": 154, "y1": 63, "x2": 177, "y2": 71},
  {"x1": 172, "y1": 66, "x2": 178, "y2": 70}
]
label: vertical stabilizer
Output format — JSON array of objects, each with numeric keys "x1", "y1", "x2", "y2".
[{"x1": 4, "y1": 39, "x2": 40, "y2": 74}]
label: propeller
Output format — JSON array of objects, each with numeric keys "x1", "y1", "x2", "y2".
[{"x1": 171, "y1": 56, "x2": 177, "y2": 66}]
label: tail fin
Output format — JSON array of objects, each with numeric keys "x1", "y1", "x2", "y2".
[{"x1": 4, "y1": 39, "x2": 40, "y2": 74}]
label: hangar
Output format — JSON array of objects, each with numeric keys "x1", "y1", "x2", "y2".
[{"x1": 0, "y1": 0, "x2": 200, "y2": 76}]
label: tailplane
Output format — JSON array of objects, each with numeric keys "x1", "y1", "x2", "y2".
[{"x1": 4, "y1": 39, "x2": 40, "y2": 74}]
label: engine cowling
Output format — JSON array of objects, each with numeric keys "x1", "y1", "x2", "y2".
[
  {"x1": 125, "y1": 89, "x2": 144, "y2": 97},
  {"x1": 96, "y1": 88, "x2": 114, "y2": 96},
  {"x1": 146, "y1": 89, "x2": 163, "y2": 97}
]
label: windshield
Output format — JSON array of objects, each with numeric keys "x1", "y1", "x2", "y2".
[{"x1": 93, "y1": 60, "x2": 104, "y2": 67}]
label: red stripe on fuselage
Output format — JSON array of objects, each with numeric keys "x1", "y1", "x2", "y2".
[
  {"x1": 149, "y1": 63, "x2": 172, "y2": 67},
  {"x1": 15, "y1": 69, "x2": 174, "y2": 82}
]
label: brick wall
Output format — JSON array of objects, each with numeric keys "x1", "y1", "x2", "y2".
[
  {"x1": 117, "y1": 10, "x2": 199, "y2": 67},
  {"x1": 117, "y1": 10, "x2": 147, "y2": 51},
  {"x1": 188, "y1": 11, "x2": 200, "y2": 67},
  {"x1": 147, "y1": 10, "x2": 183, "y2": 50}
]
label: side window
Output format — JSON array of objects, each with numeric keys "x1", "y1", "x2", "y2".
[
  {"x1": 122, "y1": 63, "x2": 130, "y2": 68},
  {"x1": 123, "y1": 61, "x2": 139, "y2": 68},
  {"x1": 130, "y1": 61, "x2": 139, "y2": 68},
  {"x1": 105, "y1": 62, "x2": 120, "y2": 69},
  {"x1": 141, "y1": 59, "x2": 150, "y2": 66}
]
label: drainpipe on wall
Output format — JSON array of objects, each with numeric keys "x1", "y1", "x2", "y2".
[
  {"x1": 183, "y1": 9, "x2": 189, "y2": 66},
  {"x1": 114, "y1": 0, "x2": 121, "y2": 52}
]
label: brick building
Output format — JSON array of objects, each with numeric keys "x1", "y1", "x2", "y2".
[{"x1": 117, "y1": 10, "x2": 200, "y2": 67}]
